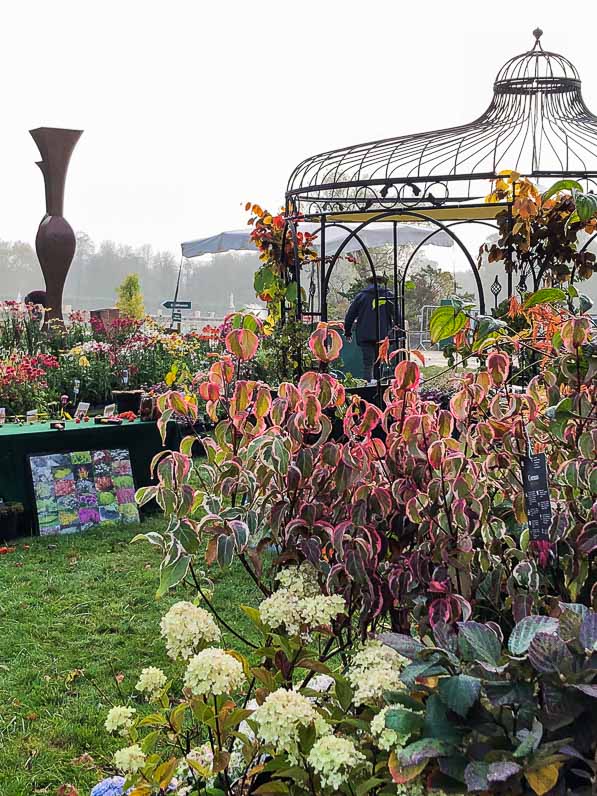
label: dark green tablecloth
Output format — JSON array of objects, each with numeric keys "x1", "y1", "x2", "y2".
[{"x1": 0, "y1": 419, "x2": 172, "y2": 531}]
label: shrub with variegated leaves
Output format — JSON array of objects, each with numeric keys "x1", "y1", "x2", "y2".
[{"x1": 96, "y1": 290, "x2": 595, "y2": 795}]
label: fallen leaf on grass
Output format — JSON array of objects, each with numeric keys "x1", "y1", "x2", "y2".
[
  {"x1": 15, "y1": 562, "x2": 24, "y2": 567},
  {"x1": 25, "y1": 712, "x2": 39, "y2": 721},
  {"x1": 57, "y1": 786, "x2": 79, "y2": 796},
  {"x1": 65, "y1": 669, "x2": 84, "y2": 685},
  {"x1": 71, "y1": 753, "x2": 94, "y2": 767}
]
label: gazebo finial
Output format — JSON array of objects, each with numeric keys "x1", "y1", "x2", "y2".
[{"x1": 532, "y1": 27, "x2": 544, "y2": 47}]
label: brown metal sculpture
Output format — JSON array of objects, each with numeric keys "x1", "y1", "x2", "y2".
[{"x1": 30, "y1": 127, "x2": 83, "y2": 321}]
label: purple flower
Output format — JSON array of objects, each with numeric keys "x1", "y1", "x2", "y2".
[{"x1": 79, "y1": 508, "x2": 100, "y2": 525}]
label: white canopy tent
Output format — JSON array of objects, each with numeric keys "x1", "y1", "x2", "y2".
[{"x1": 181, "y1": 222, "x2": 454, "y2": 259}]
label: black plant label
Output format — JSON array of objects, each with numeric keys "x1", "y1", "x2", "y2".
[{"x1": 522, "y1": 453, "x2": 552, "y2": 541}]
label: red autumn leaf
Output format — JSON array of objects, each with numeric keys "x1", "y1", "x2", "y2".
[
  {"x1": 377, "y1": 337, "x2": 390, "y2": 363},
  {"x1": 199, "y1": 381, "x2": 220, "y2": 402},
  {"x1": 486, "y1": 351, "x2": 510, "y2": 386}
]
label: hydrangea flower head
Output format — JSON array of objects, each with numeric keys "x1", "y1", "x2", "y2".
[
  {"x1": 135, "y1": 666, "x2": 167, "y2": 700},
  {"x1": 160, "y1": 601, "x2": 221, "y2": 660},
  {"x1": 370, "y1": 704, "x2": 413, "y2": 751},
  {"x1": 259, "y1": 566, "x2": 345, "y2": 638},
  {"x1": 252, "y1": 687, "x2": 330, "y2": 763},
  {"x1": 308, "y1": 734, "x2": 367, "y2": 790},
  {"x1": 90, "y1": 777, "x2": 126, "y2": 796},
  {"x1": 183, "y1": 647, "x2": 244, "y2": 696},
  {"x1": 347, "y1": 640, "x2": 406, "y2": 705},
  {"x1": 113, "y1": 743, "x2": 146, "y2": 774},
  {"x1": 105, "y1": 705, "x2": 136, "y2": 736}
]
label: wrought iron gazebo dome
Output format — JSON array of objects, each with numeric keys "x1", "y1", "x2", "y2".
[{"x1": 286, "y1": 30, "x2": 597, "y2": 218}]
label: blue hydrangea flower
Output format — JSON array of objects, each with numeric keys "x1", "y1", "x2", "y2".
[{"x1": 90, "y1": 777, "x2": 126, "y2": 796}]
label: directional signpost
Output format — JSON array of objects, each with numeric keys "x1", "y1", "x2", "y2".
[
  {"x1": 162, "y1": 300, "x2": 192, "y2": 310},
  {"x1": 172, "y1": 310, "x2": 182, "y2": 323}
]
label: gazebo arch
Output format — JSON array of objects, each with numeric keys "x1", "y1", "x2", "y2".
[{"x1": 282, "y1": 29, "x2": 597, "y2": 361}]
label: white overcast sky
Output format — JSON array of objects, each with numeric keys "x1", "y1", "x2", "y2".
[{"x1": 1, "y1": 0, "x2": 596, "y2": 256}]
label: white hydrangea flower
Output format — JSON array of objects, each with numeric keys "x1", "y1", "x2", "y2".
[
  {"x1": 184, "y1": 648, "x2": 244, "y2": 696},
  {"x1": 370, "y1": 705, "x2": 412, "y2": 751},
  {"x1": 259, "y1": 567, "x2": 345, "y2": 638},
  {"x1": 160, "y1": 601, "x2": 221, "y2": 660},
  {"x1": 113, "y1": 743, "x2": 146, "y2": 773},
  {"x1": 252, "y1": 688, "x2": 331, "y2": 763},
  {"x1": 347, "y1": 640, "x2": 407, "y2": 705},
  {"x1": 259, "y1": 590, "x2": 303, "y2": 635},
  {"x1": 307, "y1": 735, "x2": 367, "y2": 790},
  {"x1": 300, "y1": 594, "x2": 346, "y2": 627},
  {"x1": 177, "y1": 742, "x2": 215, "y2": 784},
  {"x1": 104, "y1": 705, "x2": 136, "y2": 736},
  {"x1": 135, "y1": 666, "x2": 167, "y2": 700},
  {"x1": 276, "y1": 563, "x2": 320, "y2": 598}
]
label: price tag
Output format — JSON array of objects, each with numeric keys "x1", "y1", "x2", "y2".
[
  {"x1": 75, "y1": 402, "x2": 90, "y2": 419},
  {"x1": 104, "y1": 403, "x2": 116, "y2": 418},
  {"x1": 522, "y1": 453, "x2": 552, "y2": 542}
]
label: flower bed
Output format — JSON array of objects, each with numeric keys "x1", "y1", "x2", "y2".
[{"x1": 0, "y1": 305, "x2": 222, "y2": 419}]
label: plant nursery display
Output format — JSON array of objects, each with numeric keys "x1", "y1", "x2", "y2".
[{"x1": 88, "y1": 273, "x2": 595, "y2": 795}]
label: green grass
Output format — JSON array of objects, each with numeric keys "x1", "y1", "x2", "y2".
[{"x1": 0, "y1": 520, "x2": 260, "y2": 795}]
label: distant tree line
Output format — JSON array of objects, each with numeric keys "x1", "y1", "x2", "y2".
[{"x1": 0, "y1": 233, "x2": 261, "y2": 316}]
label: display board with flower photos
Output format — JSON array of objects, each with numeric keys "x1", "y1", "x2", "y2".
[{"x1": 28, "y1": 448, "x2": 140, "y2": 535}]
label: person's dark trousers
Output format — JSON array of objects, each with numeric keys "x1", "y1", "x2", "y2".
[{"x1": 360, "y1": 341, "x2": 377, "y2": 381}]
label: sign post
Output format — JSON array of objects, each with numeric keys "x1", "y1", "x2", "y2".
[{"x1": 162, "y1": 300, "x2": 192, "y2": 311}]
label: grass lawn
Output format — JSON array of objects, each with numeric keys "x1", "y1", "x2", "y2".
[{"x1": 0, "y1": 519, "x2": 260, "y2": 795}]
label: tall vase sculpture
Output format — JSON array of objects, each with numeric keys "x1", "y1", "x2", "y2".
[{"x1": 30, "y1": 127, "x2": 83, "y2": 321}]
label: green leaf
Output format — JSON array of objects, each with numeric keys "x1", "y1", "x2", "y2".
[
  {"x1": 541, "y1": 179, "x2": 583, "y2": 201},
  {"x1": 457, "y1": 621, "x2": 502, "y2": 664},
  {"x1": 157, "y1": 551, "x2": 190, "y2": 598},
  {"x1": 356, "y1": 777, "x2": 386, "y2": 795},
  {"x1": 514, "y1": 719, "x2": 543, "y2": 758},
  {"x1": 508, "y1": 616, "x2": 559, "y2": 656},
  {"x1": 437, "y1": 675, "x2": 481, "y2": 717},
  {"x1": 423, "y1": 694, "x2": 464, "y2": 744},
  {"x1": 216, "y1": 534, "x2": 234, "y2": 567},
  {"x1": 385, "y1": 707, "x2": 424, "y2": 734},
  {"x1": 429, "y1": 306, "x2": 467, "y2": 343},
  {"x1": 575, "y1": 192, "x2": 597, "y2": 222},
  {"x1": 523, "y1": 288, "x2": 566, "y2": 309},
  {"x1": 334, "y1": 676, "x2": 354, "y2": 712},
  {"x1": 285, "y1": 281, "x2": 299, "y2": 304}
]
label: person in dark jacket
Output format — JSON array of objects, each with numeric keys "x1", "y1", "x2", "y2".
[{"x1": 344, "y1": 276, "x2": 395, "y2": 382}]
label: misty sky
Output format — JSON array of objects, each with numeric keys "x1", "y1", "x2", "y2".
[{"x1": 1, "y1": 1, "x2": 596, "y2": 257}]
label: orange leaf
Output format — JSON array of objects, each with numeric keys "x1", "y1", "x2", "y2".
[{"x1": 388, "y1": 751, "x2": 428, "y2": 784}]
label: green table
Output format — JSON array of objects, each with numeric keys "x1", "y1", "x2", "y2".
[{"x1": 0, "y1": 419, "x2": 172, "y2": 532}]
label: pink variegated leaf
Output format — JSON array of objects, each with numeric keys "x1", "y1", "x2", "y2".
[{"x1": 225, "y1": 328, "x2": 259, "y2": 361}]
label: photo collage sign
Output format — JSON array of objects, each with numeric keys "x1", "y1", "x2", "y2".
[{"x1": 29, "y1": 448, "x2": 140, "y2": 535}]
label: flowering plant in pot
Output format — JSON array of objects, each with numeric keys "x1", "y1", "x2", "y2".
[{"x1": 93, "y1": 290, "x2": 595, "y2": 795}]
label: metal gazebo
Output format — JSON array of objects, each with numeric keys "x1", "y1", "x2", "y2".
[{"x1": 281, "y1": 29, "x2": 597, "y2": 358}]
